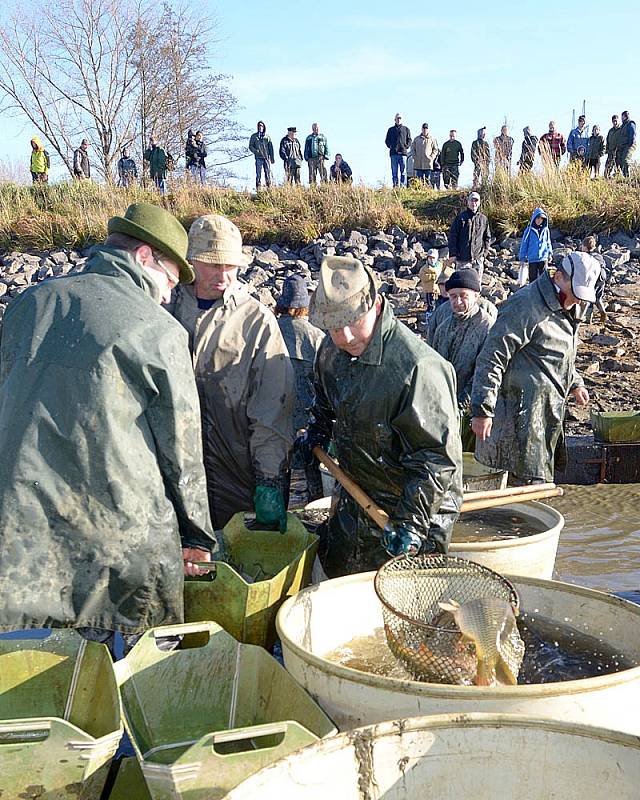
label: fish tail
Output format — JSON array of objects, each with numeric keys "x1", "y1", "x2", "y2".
[
  {"x1": 475, "y1": 660, "x2": 494, "y2": 686},
  {"x1": 495, "y1": 658, "x2": 518, "y2": 686}
]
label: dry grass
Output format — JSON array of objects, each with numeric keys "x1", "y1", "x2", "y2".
[{"x1": 0, "y1": 169, "x2": 639, "y2": 253}]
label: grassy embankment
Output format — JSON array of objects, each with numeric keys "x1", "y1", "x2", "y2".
[{"x1": 0, "y1": 167, "x2": 639, "y2": 253}]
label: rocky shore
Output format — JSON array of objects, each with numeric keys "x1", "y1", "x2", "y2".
[{"x1": 2, "y1": 225, "x2": 640, "y2": 437}]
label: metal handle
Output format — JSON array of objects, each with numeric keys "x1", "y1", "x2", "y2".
[{"x1": 0, "y1": 721, "x2": 51, "y2": 745}]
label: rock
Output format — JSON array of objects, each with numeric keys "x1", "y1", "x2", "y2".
[
  {"x1": 600, "y1": 358, "x2": 637, "y2": 373},
  {"x1": 602, "y1": 248, "x2": 631, "y2": 270},
  {"x1": 0, "y1": 283, "x2": 7, "y2": 298},
  {"x1": 244, "y1": 266, "x2": 269, "y2": 286},
  {"x1": 254, "y1": 249, "x2": 281, "y2": 269},
  {"x1": 584, "y1": 361, "x2": 600, "y2": 375},
  {"x1": 347, "y1": 230, "x2": 368, "y2": 247},
  {"x1": 589, "y1": 334, "x2": 621, "y2": 347},
  {"x1": 49, "y1": 250, "x2": 68, "y2": 266},
  {"x1": 390, "y1": 224, "x2": 408, "y2": 239},
  {"x1": 254, "y1": 287, "x2": 276, "y2": 307}
]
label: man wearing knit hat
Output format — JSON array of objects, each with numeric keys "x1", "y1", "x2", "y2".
[
  {"x1": 430, "y1": 270, "x2": 495, "y2": 450},
  {"x1": 299, "y1": 255, "x2": 463, "y2": 577},
  {"x1": 472, "y1": 251, "x2": 599, "y2": 484},
  {"x1": 168, "y1": 214, "x2": 295, "y2": 532},
  {"x1": 0, "y1": 202, "x2": 214, "y2": 646}
]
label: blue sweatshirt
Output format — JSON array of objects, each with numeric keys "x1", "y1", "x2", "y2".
[{"x1": 519, "y1": 208, "x2": 552, "y2": 263}]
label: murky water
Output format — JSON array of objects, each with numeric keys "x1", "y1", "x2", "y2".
[
  {"x1": 552, "y1": 483, "x2": 640, "y2": 601},
  {"x1": 452, "y1": 508, "x2": 547, "y2": 542}
]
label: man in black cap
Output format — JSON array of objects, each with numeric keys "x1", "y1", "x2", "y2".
[
  {"x1": 430, "y1": 269, "x2": 495, "y2": 450},
  {"x1": 279, "y1": 127, "x2": 303, "y2": 184},
  {"x1": 448, "y1": 191, "x2": 491, "y2": 280}
]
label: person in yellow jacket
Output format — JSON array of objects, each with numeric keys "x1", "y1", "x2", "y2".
[
  {"x1": 418, "y1": 248, "x2": 442, "y2": 312},
  {"x1": 30, "y1": 136, "x2": 50, "y2": 183}
]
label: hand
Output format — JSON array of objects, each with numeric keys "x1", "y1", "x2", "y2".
[
  {"x1": 382, "y1": 523, "x2": 422, "y2": 557},
  {"x1": 295, "y1": 430, "x2": 329, "y2": 467},
  {"x1": 182, "y1": 547, "x2": 211, "y2": 577},
  {"x1": 571, "y1": 386, "x2": 590, "y2": 406},
  {"x1": 471, "y1": 416, "x2": 493, "y2": 441},
  {"x1": 254, "y1": 485, "x2": 288, "y2": 533}
]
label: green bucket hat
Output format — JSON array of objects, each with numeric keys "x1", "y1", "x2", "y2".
[{"x1": 107, "y1": 202, "x2": 194, "y2": 284}]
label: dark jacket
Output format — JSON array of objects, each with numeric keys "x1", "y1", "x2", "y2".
[
  {"x1": 586, "y1": 134, "x2": 605, "y2": 160},
  {"x1": 279, "y1": 135, "x2": 303, "y2": 165},
  {"x1": 73, "y1": 147, "x2": 90, "y2": 178},
  {"x1": 620, "y1": 118, "x2": 636, "y2": 148},
  {"x1": 385, "y1": 124, "x2": 412, "y2": 155},
  {"x1": 249, "y1": 124, "x2": 275, "y2": 163},
  {"x1": 471, "y1": 271, "x2": 583, "y2": 482},
  {"x1": 144, "y1": 145, "x2": 168, "y2": 179},
  {"x1": 0, "y1": 246, "x2": 214, "y2": 633},
  {"x1": 330, "y1": 160, "x2": 353, "y2": 181},
  {"x1": 441, "y1": 139, "x2": 464, "y2": 166},
  {"x1": 471, "y1": 139, "x2": 490, "y2": 167},
  {"x1": 448, "y1": 208, "x2": 491, "y2": 262},
  {"x1": 186, "y1": 138, "x2": 207, "y2": 168},
  {"x1": 519, "y1": 133, "x2": 538, "y2": 168},
  {"x1": 606, "y1": 125, "x2": 622, "y2": 154},
  {"x1": 308, "y1": 298, "x2": 462, "y2": 577}
]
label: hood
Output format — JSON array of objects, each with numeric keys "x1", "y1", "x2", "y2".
[
  {"x1": 31, "y1": 136, "x2": 44, "y2": 151},
  {"x1": 523, "y1": 126, "x2": 531, "y2": 136},
  {"x1": 257, "y1": 120, "x2": 266, "y2": 132},
  {"x1": 529, "y1": 207, "x2": 548, "y2": 227}
]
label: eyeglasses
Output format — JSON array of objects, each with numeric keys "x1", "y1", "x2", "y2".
[{"x1": 154, "y1": 255, "x2": 179, "y2": 289}]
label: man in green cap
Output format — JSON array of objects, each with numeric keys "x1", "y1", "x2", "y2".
[
  {"x1": 0, "y1": 202, "x2": 214, "y2": 647},
  {"x1": 299, "y1": 256, "x2": 463, "y2": 578},
  {"x1": 167, "y1": 214, "x2": 294, "y2": 532}
]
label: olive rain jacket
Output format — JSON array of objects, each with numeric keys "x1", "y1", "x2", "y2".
[
  {"x1": 277, "y1": 315, "x2": 325, "y2": 432},
  {"x1": 471, "y1": 271, "x2": 583, "y2": 482},
  {"x1": 431, "y1": 303, "x2": 495, "y2": 412},
  {"x1": 425, "y1": 296, "x2": 497, "y2": 346},
  {"x1": 168, "y1": 282, "x2": 294, "y2": 529},
  {"x1": 606, "y1": 124, "x2": 623, "y2": 154},
  {"x1": 308, "y1": 298, "x2": 462, "y2": 577},
  {"x1": 0, "y1": 246, "x2": 214, "y2": 633},
  {"x1": 144, "y1": 145, "x2": 168, "y2": 179}
]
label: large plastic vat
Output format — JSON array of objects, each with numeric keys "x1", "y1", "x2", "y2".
[
  {"x1": 303, "y1": 498, "x2": 563, "y2": 579},
  {"x1": 461, "y1": 452, "x2": 508, "y2": 491},
  {"x1": 184, "y1": 511, "x2": 318, "y2": 647},
  {"x1": 277, "y1": 572, "x2": 640, "y2": 733},
  {"x1": 0, "y1": 629, "x2": 123, "y2": 800},
  {"x1": 225, "y1": 713, "x2": 640, "y2": 800},
  {"x1": 115, "y1": 621, "x2": 336, "y2": 800}
]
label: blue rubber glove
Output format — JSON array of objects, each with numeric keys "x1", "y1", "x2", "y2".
[
  {"x1": 382, "y1": 523, "x2": 424, "y2": 558},
  {"x1": 254, "y1": 485, "x2": 288, "y2": 533}
]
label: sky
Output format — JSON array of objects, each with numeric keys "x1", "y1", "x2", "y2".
[{"x1": 2, "y1": 0, "x2": 639, "y2": 188}]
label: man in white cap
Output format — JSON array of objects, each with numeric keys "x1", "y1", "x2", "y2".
[
  {"x1": 471, "y1": 252, "x2": 599, "y2": 484},
  {"x1": 448, "y1": 191, "x2": 491, "y2": 280},
  {"x1": 167, "y1": 214, "x2": 295, "y2": 531},
  {"x1": 299, "y1": 256, "x2": 463, "y2": 577}
]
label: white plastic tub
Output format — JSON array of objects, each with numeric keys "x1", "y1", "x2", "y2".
[
  {"x1": 226, "y1": 714, "x2": 640, "y2": 800},
  {"x1": 277, "y1": 572, "x2": 640, "y2": 733}
]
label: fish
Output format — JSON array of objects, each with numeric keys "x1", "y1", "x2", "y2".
[{"x1": 439, "y1": 597, "x2": 524, "y2": 686}]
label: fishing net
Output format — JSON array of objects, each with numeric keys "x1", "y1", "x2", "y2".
[{"x1": 374, "y1": 554, "x2": 523, "y2": 685}]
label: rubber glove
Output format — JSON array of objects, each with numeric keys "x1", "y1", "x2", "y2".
[
  {"x1": 254, "y1": 485, "x2": 288, "y2": 533},
  {"x1": 382, "y1": 522, "x2": 424, "y2": 558},
  {"x1": 294, "y1": 429, "x2": 329, "y2": 467}
]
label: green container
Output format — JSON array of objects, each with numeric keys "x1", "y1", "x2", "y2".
[
  {"x1": 108, "y1": 757, "x2": 151, "y2": 800},
  {"x1": 462, "y1": 452, "x2": 509, "y2": 492},
  {"x1": 184, "y1": 512, "x2": 318, "y2": 648},
  {"x1": 0, "y1": 630, "x2": 123, "y2": 800},
  {"x1": 591, "y1": 410, "x2": 640, "y2": 443},
  {"x1": 115, "y1": 621, "x2": 337, "y2": 800}
]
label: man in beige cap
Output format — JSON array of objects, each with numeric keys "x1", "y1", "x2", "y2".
[
  {"x1": 299, "y1": 255, "x2": 463, "y2": 577},
  {"x1": 168, "y1": 214, "x2": 295, "y2": 531},
  {"x1": 0, "y1": 202, "x2": 213, "y2": 649}
]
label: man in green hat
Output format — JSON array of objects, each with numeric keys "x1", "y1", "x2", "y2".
[
  {"x1": 299, "y1": 256, "x2": 463, "y2": 578},
  {"x1": 0, "y1": 202, "x2": 213, "y2": 647}
]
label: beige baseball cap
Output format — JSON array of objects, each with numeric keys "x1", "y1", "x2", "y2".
[
  {"x1": 187, "y1": 214, "x2": 250, "y2": 267},
  {"x1": 309, "y1": 256, "x2": 377, "y2": 329}
]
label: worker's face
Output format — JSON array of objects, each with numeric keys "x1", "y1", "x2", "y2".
[
  {"x1": 192, "y1": 260, "x2": 238, "y2": 300},
  {"x1": 448, "y1": 288, "x2": 479, "y2": 317},
  {"x1": 329, "y1": 296, "x2": 381, "y2": 357},
  {"x1": 553, "y1": 270, "x2": 583, "y2": 310},
  {"x1": 137, "y1": 247, "x2": 179, "y2": 305}
]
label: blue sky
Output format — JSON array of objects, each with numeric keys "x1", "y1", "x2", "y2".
[{"x1": 2, "y1": 0, "x2": 639, "y2": 187}]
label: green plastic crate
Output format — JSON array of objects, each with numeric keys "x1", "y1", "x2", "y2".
[
  {"x1": 107, "y1": 757, "x2": 151, "y2": 800},
  {"x1": 591, "y1": 410, "x2": 640, "y2": 443},
  {"x1": 115, "y1": 621, "x2": 336, "y2": 800},
  {"x1": 184, "y1": 512, "x2": 318, "y2": 648},
  {"x1": 0, "y1": 630, "x2": 123, "y2": 799}
]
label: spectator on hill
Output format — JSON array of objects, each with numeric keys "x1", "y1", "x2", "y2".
[
  {"x1": 471, "y1": 127, "x2": 490, "y2": 188},
  {"x1": 518, "y1": 207, "x2": 552, "y2": 284},
  {"x1": 30, "y1": 136, "x2": 50, "y2": 184},
  {"x1": 279, "y1": 127, "x2": 303, "y2": 185},
  {"x1": 586, "y1": 126, "x2": 605, "y2": 179},
  {"x1": 518, "y1": 126, "x2": 538, "y2": 173},
  {"x1": 144, "y1": 136, "x2": 169, "y2": 195},
  {"x1": 617, "y1": 110, "x2": 636, "y2": 178},
  {"x1": 493, "y1": 125, "x2": 514, "y2": 173},
  {"x1": 539, "y1": 121, "x2": 566, "y2": 167},
  {"x1": 330, "y1": 153, "x2": 352, "y2": 183},
  {"x1": 117, "y1": 148, "x2": 138, "y2": 188},
  {"x1": 411, "y1": 123, "x2": 439, "y2": 184},
  {"x1": 73, "y1": 139, "x2": 91, "y2": 180},
  {"x1": 448, "y1": 191, "x2": 491, "y2": 280},
  {"x1": 385, "y1": 113, "x2": 411, "y2": 187},
  {"x1": 249, "y1": 121, "x2": 275, "y2": 190},
  {"x1": 430, "y1": 150, "x2": 442, "y2": 189},
  {"x1": 604, "y1": 115, "x2": 621, "y2": 178},
  {"x1": 185, "y1": 131, "x2": 207, "y2": 185},
  {"x1": 304, "y1": 123, "x2": 330, "y2": 184},
  {"x1": 567, "y1": 115, "x2": 589, "y2": 166},
  {"x1": 441, "y1": 130, "x2": 464, "y2": 188}
]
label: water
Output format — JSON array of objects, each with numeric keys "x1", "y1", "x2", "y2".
[{"x1": 452, "y1": 508, "x2": 547, "y2": 542}]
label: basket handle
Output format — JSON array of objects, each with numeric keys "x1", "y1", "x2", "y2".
[
  {"x1": 207, "y1": 720, "x2": 316, "y2": 757},
  {"x1": 0, "y1": 720, "x2": 51, "y2": 746}
]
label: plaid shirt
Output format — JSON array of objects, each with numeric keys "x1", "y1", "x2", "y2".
[{"x1": 539, "y1": 132, "x2": 566, "y2": 159}]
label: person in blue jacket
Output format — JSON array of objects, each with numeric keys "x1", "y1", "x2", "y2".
[{"x1": 519, "y1": 207, "x2": 552, "y2": 284}]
